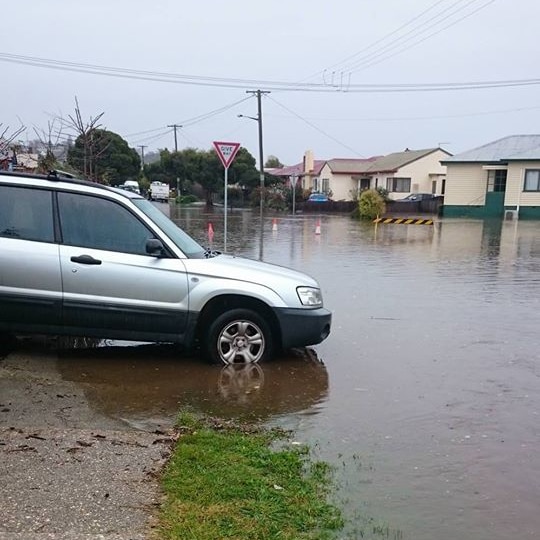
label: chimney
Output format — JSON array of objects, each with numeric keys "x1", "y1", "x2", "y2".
[{"x1": 304, "y1": 150, "x2": 314, "y2": 173}]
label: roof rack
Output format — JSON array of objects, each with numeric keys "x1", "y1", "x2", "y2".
[{"x1": 47, "y1": 169, "x2": 77, "y2": 180}]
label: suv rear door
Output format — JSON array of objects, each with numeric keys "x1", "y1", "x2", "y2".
[
  {"x1": 57, "y1": 191, "x2": 190, "y2": 341},
  {"x1": 0, "y1": 184, "x2": 62, "y2": 331}
]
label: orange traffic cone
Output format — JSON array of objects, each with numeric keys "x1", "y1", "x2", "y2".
[
  {"x1": 272, "y1": 218, "x2": 278, "y2": 232},
  {"x1": 315, "y1": 219, "x2": 321, "y2": 235},
  {"x1": 208, "y1": 222, "x2": 214, "y2": 242}
]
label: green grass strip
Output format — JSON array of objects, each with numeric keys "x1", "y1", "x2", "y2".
[{"x1": 157, "y1": 412, "x2": 343, "y2": 540}]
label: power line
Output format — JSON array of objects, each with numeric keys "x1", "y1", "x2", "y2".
[
  {"x1": 267, "y1": 96, "x2": 364, "y2": 157},
  {"x1": 347, "y1": 0, "x2": 496, "y2": 75},
  {"x1": 2, "y1": 50, "x2": 540, "y2": 93},
  {"x1": 338, "y1": 0, "x2": 487, "y2": 74},
  {"x1": 265, "y1": 103, "x2": 540, "y2": 123},
  {"x1": 303, "y1": 0, "x2": 449, "y2": 82}
]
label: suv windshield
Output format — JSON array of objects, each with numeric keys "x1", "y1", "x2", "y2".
[{"x1": 133, "y1": 198, "x2": 205, "y2": 257}]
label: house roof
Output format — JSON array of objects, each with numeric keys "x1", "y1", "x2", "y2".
[
  {"x1": 441, "y1": 135, "x2": 540, "y2": 163},
  {"x1": 269, "y1": 147, "x2": 449, "y2": 178},
  {"x1": 326, "y1": 157, "x2": 380, "y2": 174},
  {"x1": 269, "y1": 160, "x2": 326, "y2": 178},
  {"x1": 365, "y1": 148, "x2": 447, "y2": 173}
]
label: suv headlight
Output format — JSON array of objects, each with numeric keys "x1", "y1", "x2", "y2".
[{"x1": 297, "y1": 286, "x2": 323, "y2": 307}]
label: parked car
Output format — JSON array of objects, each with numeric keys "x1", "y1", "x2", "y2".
[
  {"x1": 0, "y1": 170, "x2": 331, "y2": 364},
  {"x1": 308, "y1": 193, "x2": 329, "y2": 202},
  {"x1": 399, "y1": 193, "x2": 436, "y2": 202},
  {"x1": 123, "y1": 180, "x2": 140, "y2": 194},
  {"x1": 118, "y1": 183, "x2": 139, "y2": 194}
]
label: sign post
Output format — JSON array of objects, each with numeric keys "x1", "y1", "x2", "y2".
[{"x1": 213, "y1": 141, "x2": 241, "y2": 252}]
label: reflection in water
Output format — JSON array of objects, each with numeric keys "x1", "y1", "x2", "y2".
[
  {"x1": 217, "y1": 363, "x2": 264, "y2": 404},
  {"x1": 57, "y1": 344, "x2": 329, "y2": 429}
]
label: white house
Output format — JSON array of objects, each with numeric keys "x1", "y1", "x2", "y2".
[{"x1": 441, "y1": 135, "x2": 540, "y2": 219}]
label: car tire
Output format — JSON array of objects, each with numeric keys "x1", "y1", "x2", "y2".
[{"x1": 204, "y1": 309, "x2": 273, "y2": 365}]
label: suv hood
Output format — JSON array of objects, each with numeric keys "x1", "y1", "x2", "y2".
[{"x1": 183, "y1": 254, "x2": 318, "y2": 288}]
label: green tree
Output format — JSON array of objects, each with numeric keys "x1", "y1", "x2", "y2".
[
  {"x1": 144, "y1": 146, "x2": 260, "y2": 207},
  {"x1": 264, "y1": 155, "x2": 284, "y2": 168},
  {"x1": 67, "y1": 129, "x2": 140, "y2": 184}
]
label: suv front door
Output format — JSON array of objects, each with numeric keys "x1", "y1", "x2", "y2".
[{"x1": 57, "y1": 192, "x2": 190, "y2": 341}]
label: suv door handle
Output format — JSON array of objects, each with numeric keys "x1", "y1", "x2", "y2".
[{"x1": 70, "y1": 255, "x2": 102, "y2": 265}]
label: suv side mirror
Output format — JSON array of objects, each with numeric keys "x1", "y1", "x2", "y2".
[{"x1": 146, "y1": 238, "x2": 165, "y2": 257}]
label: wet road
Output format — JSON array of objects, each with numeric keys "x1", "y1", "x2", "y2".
[
  {"x1": 6, "y1": 205, "x2": 540, "y2": 539},
  {"x1": 169, "y1": 207, "x2": 540, "y2": 540}
]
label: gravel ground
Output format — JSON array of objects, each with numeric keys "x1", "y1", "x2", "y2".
[{"x1": 0, "y1": 341, "x2": 174, "y2": 540}]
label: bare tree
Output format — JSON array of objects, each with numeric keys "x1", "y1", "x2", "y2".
[
  {"x1": 0, "y1": 122, "x2": 26, "y2": 154},
  {"x1": 33, "y1": 118, "x2": 65, "y2": 172},
  {"x1": 60, "y1": 97, "x2": 105, "y2": 178}
]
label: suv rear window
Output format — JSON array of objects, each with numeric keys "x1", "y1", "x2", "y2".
[{"x1": 0, "y1": 185, "x2": 54, "y2": 242}]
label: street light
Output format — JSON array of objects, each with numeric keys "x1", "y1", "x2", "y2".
[
  {"x1": 237, "y1": 111, "x2": 264, "y2": 214},
  {"x1": 238, "y1": 107, "x2": 265, "y2": 260}
]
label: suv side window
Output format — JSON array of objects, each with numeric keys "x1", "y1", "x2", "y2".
[
  {"x1": 0, "y1": 185, "x2": 54, "y2": 242},
  {"x1": 58, "y1": 192, "x2": 154, "y2": 255}
]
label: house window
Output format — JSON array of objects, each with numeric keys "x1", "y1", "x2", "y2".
[
  {"x1": 321, "y1": 178, "x2": 330, "y2": 193},
  {"x1": 524, "y1": 170, "x2": 540, "y2": 191},
  {"x1": 312, "y1": 178, "x2": 319, "y2": 191},
  {"x1": 359, "y1": 178, "x2": 370, "y2": 191},
  {"x1": 386, "y1": 177, "x2": 411, "y2": 192},
  {"x1": 487, "y1": 170, "x2": 507, "y2": 192}
]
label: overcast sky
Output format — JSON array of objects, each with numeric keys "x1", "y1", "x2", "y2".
[{"x1": 3, "y1": 0, "x2": 540, "y2": 165}]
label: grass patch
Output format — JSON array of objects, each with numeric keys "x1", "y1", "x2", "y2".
[{"x1": 157, "y1": 411, "x2": 344, "y2": 540}]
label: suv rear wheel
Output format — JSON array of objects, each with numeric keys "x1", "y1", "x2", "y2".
[{"x1": 205, "y1": 309, "x2": 273, "y2": 365}]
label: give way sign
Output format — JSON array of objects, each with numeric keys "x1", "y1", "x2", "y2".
[{"x1": 213, "y1": 141, "x2": 241, "y2": 169}]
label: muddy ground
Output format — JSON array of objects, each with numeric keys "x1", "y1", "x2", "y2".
[{"x1": 0, "y1": 339, "x2": 173, "y2": 540}]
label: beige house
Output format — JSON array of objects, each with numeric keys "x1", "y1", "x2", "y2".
[
  {"x1": 441, "y1": 135, "x2": 540, "y2": 219},
  {"x1": 272, "y1": 148, "x2": 450, "y2": 201},
  {"x1": 360, "y1": 147, "x2": 450, "y2": 200},
  {"x1": 316, "y1": 157, "x2": 380, "y2": 200}
]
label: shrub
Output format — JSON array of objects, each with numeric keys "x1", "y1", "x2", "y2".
[
  {"x1": 358, "y1": 189, "x2": 385, "y2": 220},
  {"x1": 176, "y1": 194, "x2": 199, "y2": 205}
]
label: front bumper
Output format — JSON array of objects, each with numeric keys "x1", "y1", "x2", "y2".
[{"x1": 274, "y1": 307, "x2": 331, "y2": 349}]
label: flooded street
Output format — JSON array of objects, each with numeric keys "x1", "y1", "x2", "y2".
[
  {"x1": 6, "y1": 205, "x2": 539, "y2": 539},
  {"x1": 167, "y1": 206, "x2": 540, "y2": 540}
]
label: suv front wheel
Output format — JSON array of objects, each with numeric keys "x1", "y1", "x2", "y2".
[{"x1": 205, "y1": 309, "x2": 273, "y2": 365}]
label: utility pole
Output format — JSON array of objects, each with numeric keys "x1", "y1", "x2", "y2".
[
  {"x1": 246, "y1": 90, "x2": 270, "y2": 260},
  {"x1": 167, "y1": 124, "x2": 182, "y2": 152},
  {"x1": 291, "y1": 173, "x2": 297, "y2": 216},
  {"x1": 138, "y1": 145, "x2": 147, "y2": 170}
]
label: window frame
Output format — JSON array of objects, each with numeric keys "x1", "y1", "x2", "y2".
[
  {"x1": 486, "y1": 169, "x2": 507, "y2": 192},
  {"x1": 524, "y1": 169, "x2": 540, "y2": 192},
  {"x1": 386, "y1": 177, "x2": 411, "y2": 193}
]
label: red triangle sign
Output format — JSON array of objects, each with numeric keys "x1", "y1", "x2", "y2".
[{"x1": 213, "y1": 141, "x2": 241, "y2": 169}]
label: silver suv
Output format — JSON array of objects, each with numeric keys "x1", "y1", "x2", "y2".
[{"x1": 0, "y1": 171, "x2": 331, "y2": 364}]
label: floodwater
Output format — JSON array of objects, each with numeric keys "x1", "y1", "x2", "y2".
[{"x1": 61, "y1": 205, "x2": 540, "y2": 540}]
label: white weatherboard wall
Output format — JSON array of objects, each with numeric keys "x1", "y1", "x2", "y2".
[
  {"x1": 506, "y1": 161, "x2": 540, "y2": 207},
  {"x1": 444, "y1": 163, "x2": 487, "y2": 206}
]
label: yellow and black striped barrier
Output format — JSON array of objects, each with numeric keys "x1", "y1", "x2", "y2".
[{"x1": 373, "y1": 217, "x2": 434, "y2": 225}]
